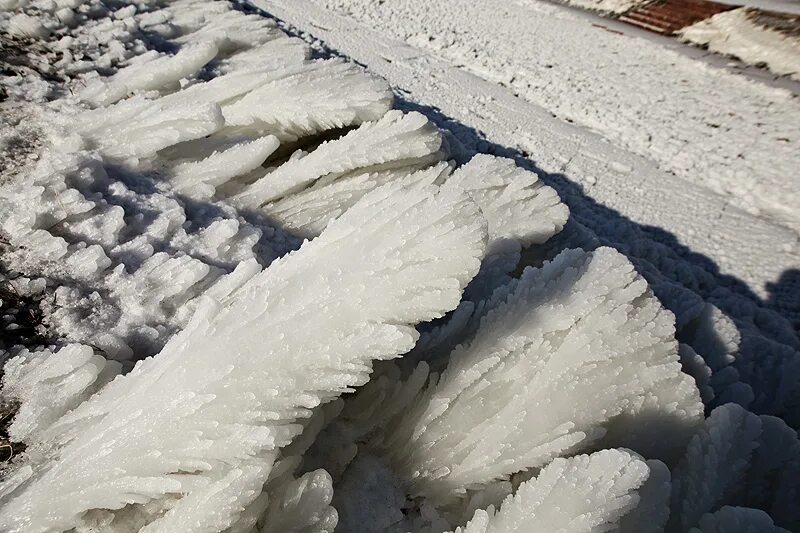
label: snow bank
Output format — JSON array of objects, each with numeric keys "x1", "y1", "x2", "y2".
[
  {"x1": 556, "y1": 0, "x2": 644, "y2": 15},
  {"x1": 680, "y1": 8, "x2": 800, "y2": 81}
]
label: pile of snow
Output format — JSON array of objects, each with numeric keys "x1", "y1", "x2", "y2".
[
  {"x1": 0, "y1": 0, "x2": 798, "y2": 531},
  {"x1": 680, "y1": 8, "x2": 800, "y2": 81},
  {"x1": 554, "y1": 0, "x2": 645, "y2": 15},
  {"x1": 715, "y1": 0, "x2": 800, "y2": 16}
]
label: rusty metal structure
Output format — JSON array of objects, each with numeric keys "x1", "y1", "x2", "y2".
[{"x1": 619, "y1": 0, "x2": 737, "y2": 34}]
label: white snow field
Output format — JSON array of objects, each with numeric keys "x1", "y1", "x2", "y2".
[{"x1": 0, "y1": 0, "x2": 798, "y2": 531}]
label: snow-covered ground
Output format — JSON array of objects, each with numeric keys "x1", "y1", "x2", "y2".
[
  {"x1": 1, "y1": 0, "x2": 800, "y2": 531},
  {"x1": 680, "y1": 8, "x2": 800, "y2": 81},
  {"x1": 295, "y1": 0, "x2": 800, "y2": 240},
  {"x1": 259, "y1": 0, "x2": 799, "y2": 300}
]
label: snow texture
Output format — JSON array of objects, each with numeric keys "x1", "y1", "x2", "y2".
[
  {"x1": 299, "y1": 0, "x2": 800, "y2": 264},
  {"x1": 0, "y1": 185, "x2": 487, "y2": 532},
  {"x1": 1, "y1": 344, "x2": 120, "y2": 444},
  {"x1": 452, "y1": 450, "x2": 651, "y2": 533},
  {"x1": 0, "y1": 0, "x2": 798, "y2": 531},
  {"x1": 367, "y1": 248, "x2": 702, "y2": 507},
  {"x1": 680, "y1": 8, "x2": 800, "y2": 82}
]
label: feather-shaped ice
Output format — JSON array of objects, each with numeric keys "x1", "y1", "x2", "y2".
[
  {"x1": 264, "y1": 162, "x2": 450, "y2": 238},
  {"x1": 91, "y1": 102, "x2": 226, "y2": 160},
  {"x1": 615, "y1": 460, "x2": 672, "y2": 533},
  {"x1": 668, "y1": 403, "x2": 799, "y2": 532},
  {"x1": 223, "y1": 59, "x2": 393, "y2": 139},
  {"x1": 453, "y1": 450, "x2": 650, "y2": 533},
  {"x1": 376, "y1": 247, "x2": 702, "y2": 505},
  {"x1": 172, "y1": 11, "x2": 282, "y2": 53},
  {"x1": 0, "y1": 344, "x2": 120, "y2": 444},
  {"x1": 668, "y1": 404, "x2": 762, "y2": 532},
  {"x1": 80, "y1": 41, "x2": 220, "y2": 106},
  {"x1": 259, "y1": 470, "x2": 338, "y2": 533},
  {"x1": 170, "y1": 135, "x2": 280, "y2": 194},
  {"x1": 442, "y1": 154, "x2": 569, "y2": 300},
  {"x1": 216, "y1": 37, "x2": 311, "y2": 74},
  {"x1": 444, "y1": 154, "x2": 568, "y2": 247},
  {"x1": 0, "y1": 184, "x2": 487, "y2": 533},
  {"x1": 231, "y1": 110, "x2": 443, "y2": 208}
]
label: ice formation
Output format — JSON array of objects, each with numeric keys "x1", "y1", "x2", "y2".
[
  {"x1": 0, "y1": 185, "x2": 487, "y2": 532},
  {"x1": 0, "y1": 344, "x2": 120, "y2": 444},
  {"x1": 452, "y1": 449, "x2": 651, "y2": 533},
  {"x1": 351, "y1": 247, "x2": 703, "y2": 507},
  {"x1": 0, "y1": 0, "x2": 798, "y2": 530}
]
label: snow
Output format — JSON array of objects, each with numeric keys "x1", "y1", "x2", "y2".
[
  {"x1": 680, "y1": 8, "x2": 800, "y2": 81},
  {"x1": 558, "y1": 0, "x2": 643, "y2": 15},
  {"x1": 453, "y1": 450, "x2": 651, "y2": 532},
  {"x1": 715, "y1": 0, "x2": 800, "y2": 15},
  {"x1": 1, "y1": 0, "x2": 799, "y2": 530},
  {"x1": 272, "y1": 0, "x2": 800, "y2": 291},
  {"x1": 366, "y1": 247, "x2": 702, "y2": 507},
  {"x1": 0, "y1": 184, "x2": 488, "y2": 532}
]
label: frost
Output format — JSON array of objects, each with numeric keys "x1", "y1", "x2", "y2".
[
  {"x1": 1, "y1": 0, "x2": 797, "y2": 530},
  {"x1": 172, "y1": 11, "x2": 281, "y2": 53},
  {"x1": 444, "y1": 154, "x2": 568, "y2": 247},
  {"x1": 0, "y1": 185, "x2": 487, "y2": 533},
  {"x1": 373, "y1": 247, "x2": 702, "y2": 506},
  {"x1": 81, "y1": 41, "x2": 222, "y2": 106},
  {"x1": 453, "y1": 450, "x2": 650, "y2": 533},
  {"x1": 668, "y1": 403, "x2": 800, "y2": 532},
  {"x1": 265, "y1": 162, "x2": 451, "y2": 238},
  {"x1": 222, "y1": 59, "x2": 394, "y2": 140},
  {"x1": 442, "y1": 154, "x2": 569, "y2": 300},
  {"x1": 0, "y1": 344, "x2": 120, "y2": 444},
  {"x1": 258, "y1": 470, "x2": 338, "y2": 533},
  {"x1": 232, "y1": 110, "x2": 444, "y2": 208},
  {"x1": 90, "y1": 102, "x2": 226, "y2": 160},
  {"x1": 217, "y1": 37, "x2": 312, "y2": 74},
  {"x1": 170, "y1": 135, "x2": 280, "y2": 194},
  {"x1": 615, "y1": 460, "x2": 671, "y2": 533}
]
